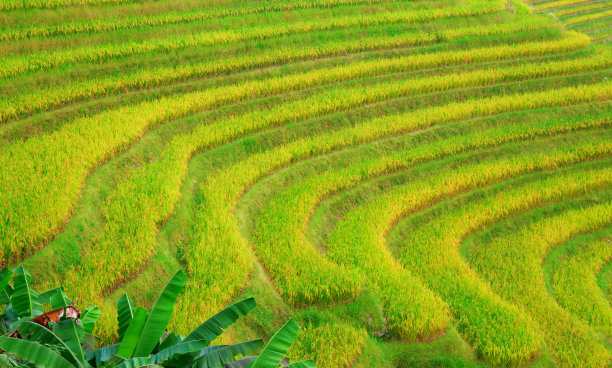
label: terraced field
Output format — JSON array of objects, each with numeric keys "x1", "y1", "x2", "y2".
[
  {"x1": 1, "y1": 0, "x2": 610, "y2": 366},
  {"x1": 528, "y1": 0, "x2": 612, "y2": 42}
]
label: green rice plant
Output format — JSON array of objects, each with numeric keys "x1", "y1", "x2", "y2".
[
  {"x1": 177, "y1": 109, "x2": 607, "y2": 326},
  {"x1": 469, "y1": 202, "x2": 612, "y2": 367},
  {"x1": 346, "y1": 158, "x2": 611, "y2": 364},
  {"x1": 4, "y1": 0, "x2": 611, "y2": 364},
  {"x1": 554, "y1": 1, "x2": 612, "y2": 16},
  {"x1": 251, "y1": 172, "x2": 365, "y2": 305},
  {"x1": 51, "y1": 78, "x2": 612, "y2": 338},
  {"x1": 0, "y1": 13, "x2": 550, "y2": 79},
  {"x1": 0, "y1": 0, "x2": 133, "y2": 11},
  {"x1": 565, "y1": 9, "x2": 612, "y2": 25},
  {"x1": 395, "y1": 162, "x2": 611, "y2": 367},
  {"x1": 509, "y1": 0, "x2": 533, "y2": 14},
  {"x1": 0, "y1": 31, "x2": 590, "y2": 123},
  {"x1": 1, "y1": 2, "x2": 501, "y2": 67},
  {"x1": 258, "y1": 132, "x2": 610, "y2": 364},
  {"x1": 324, "y1": 130, "x2": 611, "y2": 343},
  {"x1": 247, "y1": 130, "x2": 607, "y2": 322},
  {"x1": 287, "y1": 321, "x2": 367, "y2": 368},
  {"x1": 551, "y1": 232, "x2": 612, "y2": 336},
  {"x1": 179, "y1": 109, "x2": 608, "y2": 317},
  {"x1": 3, "y1": 48, "x2": 607, "y2": 268},
  {"x1": 78, "y1": 83, "x2": 607, "y2": 338},
  {"x1": 0, "y1": 0, "x2": 396, "y2": 41},
  {"x1": 250, "y1": 165, "x2": 445, "y2": 323},
  {"x1": 534, "y1": 0, "x2": 592, "y2": 11}
]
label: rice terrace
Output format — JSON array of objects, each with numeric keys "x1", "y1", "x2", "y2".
[{"x1": 0, "y1": 0, "x2": 611, "y2": 366}]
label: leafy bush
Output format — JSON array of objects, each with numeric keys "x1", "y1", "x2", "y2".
[{"x1": 0, "y1": 267, "x2": 314, "y2": 368}]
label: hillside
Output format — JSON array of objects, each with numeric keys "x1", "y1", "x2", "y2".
[{"x1": 0, "y1": 0, "x2": 610, "y2": 366}]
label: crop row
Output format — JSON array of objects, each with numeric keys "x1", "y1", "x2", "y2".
[
  {"x1": 251, "y1": 125, "x2": 610, "y2": 340},
  {"x1": 64, "y1": 89, "x2": 610, "y2": 337},
  {"x1": 168, "y1": 84, "x2": 610, "y2": 335},
  {"x1": 287, "y1": 321, "x2": 367, "y2": 368},
  {"x1": 0, "y1": 0, "x2": 400, "y2": 41},
  {"x1": 533, "y1": 0, "x2": 592, "y2": 11},
  {"x1": 4, "y1": 47, "x2": 604, "y2": 266},
  {"x1": 312, "y1": 133, "x2": 610, "y2": 363},
  {"x1": 44, "y1": 58, "x2": 611, "y2": 311},
  {"x1": 554, "y1": 1, "x2": 612, "y2": 16},
  {"x1": 342, "y1": 153, "x2": 611, "y2": 365},
  {"x1": 318, "y1": 113, "x2": 611, "y2": 340},
  {"x1": 0, "y1": 11, "x2": 548, "y2": 79},
  {"x1": 0, "y1": 0, "x2": 133, "y2": 11},
  {"x1": 468, "y1": 197, "x2": 612, "y2": 366},
  {"x1": 0, "y1": 32, "x2": 590, "y2": 123},
  {"x1": 565, "y1": 9, "x2": 612, "y2": 25},
  {"x1": 551, "y1": 231, "x2": 612, "y2": 336}
]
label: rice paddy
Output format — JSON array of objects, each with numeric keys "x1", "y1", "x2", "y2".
[{"x1": 1, "y1": 0, "x2": 610, "y2": 366}]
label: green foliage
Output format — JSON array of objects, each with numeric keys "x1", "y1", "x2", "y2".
[
  {"x1": 0, "y1": 268, "x2": 77, "y2": 333},
  {"x1": 0, "y1": 337, "x2": 74, "y2": 368},
  {"x1": 117, "y1": 295, "x2": 137, "y2": 342},
  {"x1": 0, "y1": 268, "x2": 313, "y2": 368},
  {"x1": 11, "y1": 267, "x2": 43, "y2": 319},
  {"x1": 81, "y1": 307, "x2": 102, "y2": 335},
  {"x1": 133, "y1": 271, "x2": 187, "y2": 357},
  {"x1": 18, "y1": 321, "x2": 85, "y2": 367}
]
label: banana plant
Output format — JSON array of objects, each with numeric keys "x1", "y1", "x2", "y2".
[
  {"x1": 0, "y1": 268, "x2": 316, "y2": 368},
  {"x1": 0, "y1": 267, "x2": 101, "y2": 368},
  {"x1": 0, "y1": 267, "x2": 88, "y2": 334}
]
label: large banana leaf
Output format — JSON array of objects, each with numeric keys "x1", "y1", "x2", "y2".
[
  {"x1": 132, "y1": 270, "x2": 186, "y2": 357},
  {"x1": 194, "y1": 340, "x2": 264, "y2": 368},
  {"x1": 11, "y1": 267, "x2": 42, "y2": 318},
  {"x1": 19, "y1": 321, "x2": 84, "y2": 367},
  {"x1": 116, "y1": 307, "x2": 148, "y2": 359},
  {"x1": 80, "y1": 306, "x2": 101, "y2": 334},
  {"x1": 169, "y1": 344, "x2": 225, "y2": 368},
  {"x1": 114, "y1": 356, "x2": 162, "y2": 368},
  {"x1": 0, "y1": 268, "x2": 13, "y2": 304},
  {"x1": 52, "y1": 319, "x2": 87, "y2": 366},
  {"x1": 83, "y1": 333, "x2": 97, "y2": 354},
  {"x1": 117, "y1": 294, "x2": 136, "y2": 342},
  {"x1": 0, "y1": 353, "x2": 21, "y2": 367},
  {"x1": 38, "y1": 287, "x2": 62, "y2": 304},
  {"x1": 0, "y1": 337, "x2": 74, "y2": 368},
  {"x1": 85, "y1": 343, "x2": 119, "y2": 366},
  {"x1": 247, "y1": 319, "x2": 300, "y2": 368},
  {"x1": 149, "y1": 340, "x2": 208, "y2": 363},
  {"x1": 50, "y1": 288, "x2": 71, "y2": 309},
  {"x1": 185, "y1": 298, "x2": 257, "y2": 344},
  {"x1": 225, "y1": 357, "x2": 256, "y2": 368},
  {"x1": 288, "y1": 361, "x2": 316, "y2": 368},
  {"x1": 156, "y1": 331, "x2": 182, "y2": 352}
]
